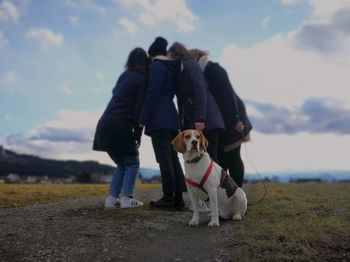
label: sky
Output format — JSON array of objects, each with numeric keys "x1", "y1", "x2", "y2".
[{"x1": 0, "y1": 0, "x2": 349, "y2": 174}]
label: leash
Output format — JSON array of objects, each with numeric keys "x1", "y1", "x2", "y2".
[
  {"x1": 242, "y1": 142, "x2": 267, "y2": 206},
  {"x1": 231, "y1": 79, "x2": 267, "y2": 206}
]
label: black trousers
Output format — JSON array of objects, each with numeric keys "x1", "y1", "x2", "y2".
[
  {"x1": 218, "y1": 145, "x2": 244, "y2": 187},
  {"x1": 150, "y1": 130, "x2": 187, "y2": 195},
  {"x1": 202, "y1": 130, "x2": 219, "y2": 163}
]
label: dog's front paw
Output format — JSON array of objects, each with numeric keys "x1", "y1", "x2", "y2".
[
  {"x1": 208, "y1": 219, "x2": 220, "y2": 227},
  {"x1": 232, "y1": 214, "x2": 242, "y2": 221},
  {"x1": 188, "y1": 218, "x2": 199, "y2": 226}
]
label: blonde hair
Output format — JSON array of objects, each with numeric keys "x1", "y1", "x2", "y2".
[{"x1": 189, "y1": 49, "x2": 209, "y2": 60}]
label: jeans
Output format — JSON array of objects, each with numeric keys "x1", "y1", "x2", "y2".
[
  {"x1": 150, "y1": 130, "x2": 187, "y2": 195},
  {"x1": 107, "y1": 153, "x2": 140, "y2": 197}
]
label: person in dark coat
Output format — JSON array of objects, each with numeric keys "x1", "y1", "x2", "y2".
[
  {"x1": 190, "y1": 49, "x2": 252, "y2": 187},
  {"x1": 93, "y1": 47, "x2": 149, "y2": 208},
  {"x1": 139, "y1": 37, "x2": 187, "y2": 210},
  {"x1": 168, "y1": 42, "x2": 225, "y2": 162}
]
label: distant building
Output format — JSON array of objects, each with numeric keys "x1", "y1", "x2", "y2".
[{"x1": 5, "y1": 173, "x2": 21, "y2": 183}]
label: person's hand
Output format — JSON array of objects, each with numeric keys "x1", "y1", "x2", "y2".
[
  {"x1": 234, "y1": 121, "x2": 245, "y2": 133},
  {"x1": 195, "y1": 122, "x2": 205, "y2": 131}
]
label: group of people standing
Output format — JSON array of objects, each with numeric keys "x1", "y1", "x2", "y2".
[{"x1": 93, "y1": 37, "x2": 252, "y2": 210}]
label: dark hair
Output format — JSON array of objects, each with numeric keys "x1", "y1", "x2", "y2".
[
  {"x1": 125, "y1": 47, "x2": 149, "y2": 73},
  {"x1": 168, "y1": 42, "x2": 191, "y2": 59}
]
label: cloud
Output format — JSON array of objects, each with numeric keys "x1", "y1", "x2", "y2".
[
  {"x1": 3, "y1": 110, "x2": 104, "y2": 161},
  {"x1": 60, "y1": 82, "x2": 73, "y2": 96},
  {"x1": 68, "y1": 16, "x2": 79, "y2": 25},
  {"x1": 117, "y1": 0, "x2": 198, "y2": 32},
  {"x1": 0, "y1": 30, "x2": 9, "y2": 47},
  {"x1": 96, "y1": 72, "x2": 105, "y2": 80},
  {"x1": 0, "y1": 0, "x2": 20, "y2": 22},
  {"x1": 221, "y1": 31, "x2": 350, "y2": 108},
  {"x1": 247, "y1": 97, "x2": 350, "y2": 135},
  {"x1": 0, "y1": 71, "x2": 18, "y2": 93},
  {"x1": 281, "y1": 0, "x2": 300, "y2": 6},
  {"x1": 118, "y1": 18, "x2": 138, "y2": 34},
  {"x1": 63, "y1": 0, "x2": 106, "y2": 13},
  {"x1": 26, "y1": 28, "x2": 64, "y2": 49},
  {"x1": 261, "y1": 16, "x2": 270, "y2": 30},
  {"x1": 2, "y1": 109, "x2": 158, "y2": 167},
  {"x1": 293, "y1": 5, "x2": 350, "y2": 55}
]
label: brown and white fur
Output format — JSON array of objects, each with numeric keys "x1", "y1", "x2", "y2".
[{"x1": 171, "y1": 130, "x2": 247, "y2": 227}]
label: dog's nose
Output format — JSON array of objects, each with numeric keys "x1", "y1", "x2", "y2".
[{"x1": 192, "y1": 140, "x2": 198, "y2": 145}]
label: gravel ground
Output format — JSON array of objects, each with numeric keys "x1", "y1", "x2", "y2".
[{"x1": 0, "y1": 189, "x2": 240, "y2": 262}]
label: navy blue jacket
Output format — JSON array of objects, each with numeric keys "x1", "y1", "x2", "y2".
[
  {"x1": 177, "y1": 58, "x2": 224, "y2": 131},
  {"x1": 93, "y1": 70, "x2": 147, "y2": 155},
  {"x1": 139, "y1": 57, "x2": 180, "y2": 135},
  {"x1": 204, "y1": 62, "x2": 252, "y2": 146}
]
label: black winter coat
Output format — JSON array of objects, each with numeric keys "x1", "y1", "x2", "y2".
[
  {"x1": 93, "y1": 70, "x2": 147, "y2": 155},
  {"x1": 139, "y1": 57, "x2": 180, "y2": 135},
  {"x1": 204, "y1": 62, "x2": 252, "y2": 146},
  {"x1": 177, "y1": 58, "x2": 224, "y2": 131}
]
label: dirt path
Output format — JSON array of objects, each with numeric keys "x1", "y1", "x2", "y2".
[{"x1": 0, "y1": 189, "x2": 239, "y2": 262}]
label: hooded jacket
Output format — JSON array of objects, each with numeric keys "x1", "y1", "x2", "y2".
[{"x1": 139, "y1": 55, "x2": 180, "y2": 135}]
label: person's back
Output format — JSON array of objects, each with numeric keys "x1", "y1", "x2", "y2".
[
  {"x1": 102, "y1": 70, "x2": 147, "y2": 125},
  {"x1": 139, "y1": 57, "x2": 180, "y2": 135},
  {"x1": 179, "y1": 58, "x2": 225, "y2": 132}
]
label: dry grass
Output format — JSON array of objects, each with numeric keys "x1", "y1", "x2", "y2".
[
  {"x1": 0, "y1": 183, "x2": 160, "y2": 208},
  {"x1": 233, "y1": 183, "x2": 350, "y2": 261}
]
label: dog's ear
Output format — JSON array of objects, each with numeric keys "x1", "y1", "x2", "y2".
[
  {"x1": 171, "y1": 132, "x2": 186, "y2": 153},
  {"x1": 199, "y1": 132, "x2": 209, "y2": 151}
]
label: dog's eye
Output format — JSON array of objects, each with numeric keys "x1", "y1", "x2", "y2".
[
  {"x1": 196, "y1": 135, "x2": 200, "y2": 139},
  {"x1": 184, "y1": 135, "x2": 191, "y2": 139}
]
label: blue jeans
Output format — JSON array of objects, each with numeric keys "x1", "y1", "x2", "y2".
[{"x1": 107, "y1": 153, "x2": 140, "y2": 197}]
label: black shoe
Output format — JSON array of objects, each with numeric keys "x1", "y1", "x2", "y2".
[
  {"x1": 174, "y1": 199, "x2": 185, "y2": 211},
  {"x1": 149, "y1": 197, "x2": 175, "y2": 210}
]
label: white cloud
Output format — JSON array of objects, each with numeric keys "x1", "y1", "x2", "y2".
[
  {"x1": 26, "y1": 28, "x2": 64, "y2": 49},
  {"x1": 221, "y1": 32, "x2": 350, "y2": 107},
  {"x1": 63, "y1": 0, "x2": 106, "y2": 14},
  {"x1": 119, "y1": 18, "x2": 138, "y2": 34},
  {"x1": 4, "y1": 114, "x2": 12, "y2": 121},
  {"x1": 68, "y1": 15, "x2": 79, "y2": 25},
  {"x1": 96, "y1": 72, "x2": 105, "y2": 80},
  {"x1": 0, "y1": 71, "x2": 18, "y2": 93},
  {"x1": 281, "y1": 0, "x2": 300, "y2": 6},
  {"x1": 307, "y1": 0, "x2": 349, "y2": 20},
  {"x1": 60, "y1": 82, "x2": 73, "y2": 96},
  {"x1": 118, "y1": 0, "x2": 199, "y2": 32},
  {"x1": 0, "y1": 0, "x2": 20, "y2": 22},
  {"x1": 261, "y1": 16, "x2": 270, "y2": 30},
  {"x1": 2, "y1": 109, "x2": 158, "y2": 168},
  {"x1": 139, "y1": 13, "x2": 156, "y2": 25},
  {"x1": 242, "y1": 132, "x2": 350, "y2": 173},
  {"x1": 0, "y1": 30, "x2": 9, "y2": 47}
]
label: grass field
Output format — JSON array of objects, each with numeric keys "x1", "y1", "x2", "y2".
[
  {"x1": 0, "y1": 182, "x2": 349, "y2": 261},
  {"x1": 0, "y1": 183, "x2": 160, "y2": 208},
  {"x1": 235, "y1": 183, "x2": 350, "y2": 261}
]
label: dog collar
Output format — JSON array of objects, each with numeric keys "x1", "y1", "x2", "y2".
[{"x1": 185, "y1": 153, "x2": 204, "y2": 164}]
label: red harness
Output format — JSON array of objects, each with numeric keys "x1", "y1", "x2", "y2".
[{"x1": 185, "y1": 159, "x2": 214, "y2": 194}]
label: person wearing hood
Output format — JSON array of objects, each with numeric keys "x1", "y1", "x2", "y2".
[
  {"x1": 168, "y1": 42, "x2": 225, "y2": 163},
  {"x1": 139, "y1": 37, "x2": 187, "y2": 210},
  {"x1": 189, "y1": 49, "x2": 252, "y2": 187}
]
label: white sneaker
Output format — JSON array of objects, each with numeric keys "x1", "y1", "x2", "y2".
[
  {"x1": 120, "y1": 197, "x2": 144, "y2": 209},
  {"x1": 104, "y1": 195, "x2": 120, "y2": 208}
]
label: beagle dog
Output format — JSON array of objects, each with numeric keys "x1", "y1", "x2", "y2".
[{"x1": 171, "y1": 130, "x2": 247, "y2": 227}]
